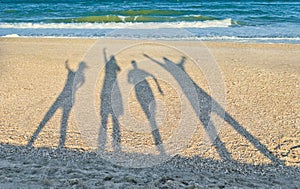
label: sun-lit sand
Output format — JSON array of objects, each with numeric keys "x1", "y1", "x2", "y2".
[{"x1": 0, "y1": 38, "x2": 299, "y2": 187}]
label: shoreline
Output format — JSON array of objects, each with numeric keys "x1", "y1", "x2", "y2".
[
  {"x1": 1, "y1": 35, "x2": 300, "y2": 44},
  {"x1": 2, "y1": 36, "x2": 300, "y2": 46}
]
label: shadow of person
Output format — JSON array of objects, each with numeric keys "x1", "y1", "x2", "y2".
[
  {"x1": 27, "y1": 60, "x2": 87, "y2": 148},
  {"x1": 145, "y1": 54, "x2": 283, "y2": 164},
  {"x1": 128, "y1": 60, "x2": 165, "y2": 155},
  {"x1": 98, "y1": 49, "x2": 123, "y2": 152}
]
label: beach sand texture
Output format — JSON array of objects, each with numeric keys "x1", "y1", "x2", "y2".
[{"x1": 0, "y1": 38, "x2": 299, "y2": 187}]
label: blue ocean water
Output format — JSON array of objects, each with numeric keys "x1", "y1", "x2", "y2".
[{"x1": 0, "y1": 0, "x2": 299, "y2": 43}]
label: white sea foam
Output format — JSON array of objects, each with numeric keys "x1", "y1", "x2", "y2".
[
  {"x1": 198, "y1": 36, "x2": 300, "y2": 42},
  {"x1": 2, "y1": 34, "x2": 299, "y2": 44},
  {"x1": 2, "y1": 34, "x2": 20, "y2": 37},
  {"x1": 0, "y1": 18, "x2": 233, "y2": 29}
]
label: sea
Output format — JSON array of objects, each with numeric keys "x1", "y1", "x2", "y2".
[{"x1": 0, "y1": 0, "x2": 299, "y2": 43}]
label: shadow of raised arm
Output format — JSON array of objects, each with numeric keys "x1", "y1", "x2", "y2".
[{"x1": 145, "y1": 54, "x2": 283, "y2": 165}]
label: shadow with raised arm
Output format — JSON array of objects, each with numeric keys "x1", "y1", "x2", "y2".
[
  {"x1": 128, "y1": 60, "x2": 165, "y2": 155},
  {"x1": 27, "y1": 60, "x2": 87, "y2": 148},
  {"x1": 144, "y1": 54, "x2": 283, "y2": 164},
  {"x1": 98, "y1": 49, "x2": 123, "y2": 152}
]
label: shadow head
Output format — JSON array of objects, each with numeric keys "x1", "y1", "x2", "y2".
[
  {"x1": 131, "y1": 60, "x2": 137, "y2": 69},
  {"x1": 78, "y1": 61, "x2": 88, "y2": 70}
]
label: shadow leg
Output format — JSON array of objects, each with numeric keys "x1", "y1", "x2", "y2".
[
  {"x1": 27, "y1": 101, "x2": 60, "y2": 147},
  {"x1": 112, "y1": 114, "x2": 121, "y2": 152},
  {"x1": 148, "y1": 110, "x2": 165, "y2": 155},
  {"x1": 224, "y1": 112, "x2": 283, "y2": 164},
  {"x1": 58, "y1": 105, "x2": 71, "y2": 148},
  {"x1": 98, "y1": 114, "x2": 108, "y2": 152},
  {"x1": 202, "y1": 117, "x2": 232, "y2": 161}
]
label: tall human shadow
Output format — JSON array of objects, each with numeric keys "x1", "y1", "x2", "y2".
[
  {"x1": 27, "y1": 60, "x2": 87, "y2": 148},
  {"x1": 98, "y1": 49, "x2": 123, "y2": 152},
  {"x1": 145, "y1": 54, "x2": 283, "y2": 164},
  {"x1": 128, "y1": 60, "x2": 165, "y2": 155}
]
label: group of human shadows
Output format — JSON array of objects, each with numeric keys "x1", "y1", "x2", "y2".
[{"x1": 27, "y1": 49, "x2": 282, "y2": 165}]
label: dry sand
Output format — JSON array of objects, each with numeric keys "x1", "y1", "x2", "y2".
[{"x1": 0, "y1": 38, "x2": 299, "y2": 188}]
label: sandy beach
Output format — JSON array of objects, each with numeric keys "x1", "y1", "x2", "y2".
[{"x1": 0, "y1": 38, "x2": 299, "y2": 188}]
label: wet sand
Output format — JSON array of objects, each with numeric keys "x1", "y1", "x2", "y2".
[{"x1": 0, "y1": 38, "x2": 299, "y2": 187}]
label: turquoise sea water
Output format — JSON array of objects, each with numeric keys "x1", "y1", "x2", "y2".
[{"x1": 0, "y1": 0, "x2": 299, "y2": 43}]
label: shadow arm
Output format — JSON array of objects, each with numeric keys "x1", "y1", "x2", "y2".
[
  {"x1": 179, "y1": 56, "x2": 186, "y2": 65},
  {"x1": 151, "y1": 75, "x2": 163, "y2": 95},
  {"x1": 143, "y1": 54, "x2": 164, "y2": 94},
  {"x1": 144, "y1": 54, "x2": 164, "y2": 67},
  {"x1": 128, "y1": 74, "x2": 132, "y2": 83},
  {"x1": 103, "y1": 48, "x2": 108, "y2": 63},
  {"x1": 116, "y1": 63, "x2": 121, "y2": 72},
  {"x1": 76, "y1": 77, "x2": 85, "y2": 90},
  {"x1": 65, "y1": 60, "x2": 71, "y2": 71}
]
